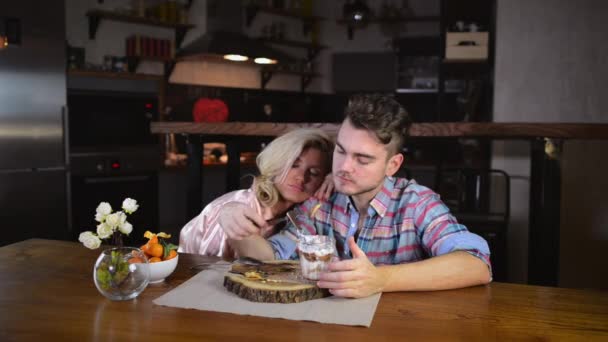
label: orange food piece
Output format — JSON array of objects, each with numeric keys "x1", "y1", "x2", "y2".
[
  {"x1": 148, "y1": 257, "x2": 162, "y2": 263},
  {"x1": 144, "y1": 231, "x2": 157, "y2": 244},
  {"x1": 140, "y1": 244, "x2": 149, "y2": 254},
  {"x1": 128, "y1": 257, "x2": 144, "y2": 264},
  {"x1": 156, "y1": 232, "x2": 171, "y2": 239},
  {"x1": 164, "y1": 250, "x2": 177, "y2": 261},
  {"x1": 147, "y1": 243, "x2": 163, "y2": 258}
]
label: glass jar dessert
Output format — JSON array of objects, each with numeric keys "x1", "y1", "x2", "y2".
[{"x1": 297, "y1": 235, "x2": 336, "y2": 280}]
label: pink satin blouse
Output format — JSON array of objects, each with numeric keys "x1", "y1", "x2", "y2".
[{"x1": 178, "y1": 188, "x2": 278, "y2": 257}]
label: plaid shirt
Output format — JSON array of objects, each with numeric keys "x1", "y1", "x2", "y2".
[{"x1": 268, "y1": 177, "x2": 491, "y2": 270}]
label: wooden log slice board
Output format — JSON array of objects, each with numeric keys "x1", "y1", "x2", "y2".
[{"x1": 223, "y1": 260, "x2": 330, "y2": 304}]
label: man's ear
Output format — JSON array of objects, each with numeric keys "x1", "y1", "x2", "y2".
[{"x1": 386, "y1": 153, "x2": 404, "y2": 177}]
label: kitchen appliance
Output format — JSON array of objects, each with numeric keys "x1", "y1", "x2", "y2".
[
  {"x1": 67, "y1": 89, "x2": 159, "y2": 149},
  {"x1": 0, "y1": 0, "x2": 69, "y2": 246},
  {"x1": 67, "y1": 78, "x2": 162, "y2": 246}
]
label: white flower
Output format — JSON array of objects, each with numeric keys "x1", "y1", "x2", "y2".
[
  {"x1": 122, "y1": 198, "x2": 139, "y2": 214},
  {"x1": 79, "y1": 231, "x2": 101, "y2": 250},
  {"x1": 80, "y1": 199, "x2": 141, "y2": 249},
  {"x1": 117, "y1": 211, "x2": 127, "y2": 225},
  {"x1": 94, "y1": 212, "x2": 104, "y2": 223},
  {"x1": 104, "y1": 212, "x2": 121, "y2": 229},
  {"x1": 96, "y1": 222, "x2": 113, "y2": 239},
  {"x1": 96, "y1": 202, "x2": 112, "y2": 216},
  {"x1": 119, "y1": 221, "x2": 133, "y2": 235}
]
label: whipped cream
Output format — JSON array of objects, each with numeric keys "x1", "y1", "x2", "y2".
[{"x1": 298, "y1": 235, "x2": 335, "y2": 255}]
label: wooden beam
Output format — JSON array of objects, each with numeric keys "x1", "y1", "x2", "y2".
[
  {"x1": 151, "y1": 122, "x2": 608, "y2": 140},
  {"x1": 151, "y1": 122, "x2": 340, "y2": 137}
]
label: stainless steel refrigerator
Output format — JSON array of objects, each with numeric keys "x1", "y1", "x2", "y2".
[{"x1": 0, "y1": 0, "x2": 69, "y2": 246}]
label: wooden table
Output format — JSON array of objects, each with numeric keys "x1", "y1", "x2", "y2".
[{"x1": 1, "y1": 239, "x2": 606, "y2": 341}]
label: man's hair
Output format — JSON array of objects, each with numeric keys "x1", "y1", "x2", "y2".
[
  {"x1": 343, "y1": 93, "x2": 412, "y2": 155},
  {"x1": 253, "y1": 128, "x2": 333, "y2": 207}
]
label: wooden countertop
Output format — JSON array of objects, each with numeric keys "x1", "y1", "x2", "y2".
[
  {"x1": 151, "y1": 122, "x2": 608, "y2": 139},
  {"x1": 1, "y1": 239, "x2": 607, "y2": 340}
]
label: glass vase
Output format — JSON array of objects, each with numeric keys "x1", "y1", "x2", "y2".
[{"x1": 93, "y1": 247, "x2": 150, "y2": 301}]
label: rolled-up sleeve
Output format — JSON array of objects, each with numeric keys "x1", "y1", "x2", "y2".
[
  {"x1": 268, "y1": 230, "x2": 298, "y2": 260},
  {"x1": 436, "y1": 231, "x2": 492, "y2": 269},
  {"x1": 414, "y1": 194, "x2": 492, "y2": 272},
  {"x1": 268, "y1": 200, "x2": 319, "y2": 260}
]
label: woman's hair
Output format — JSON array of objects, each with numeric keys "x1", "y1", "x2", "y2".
[{"x1": 253, "y1": 128, "x2": 334, "y2": 208}]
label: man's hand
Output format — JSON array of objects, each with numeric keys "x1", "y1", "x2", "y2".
[
  {"x1": 317, "y1": 237, "x2": 388, "y2": 298},
  {"x1": 218, "y1": 202, "x2": 267, "y2": 240},
  {"x1": 314, "y1": 173, "x2": 334, "y2": 200}
]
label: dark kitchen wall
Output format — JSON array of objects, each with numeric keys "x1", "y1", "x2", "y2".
[
  {"x1": 165, "y1": 84, "x2": 348, "y2": 123},
  {"x1": 165, "y1": 84, "x2": 453, "y2": 125}
]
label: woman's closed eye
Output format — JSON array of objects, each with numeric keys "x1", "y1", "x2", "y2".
[{"x1": 308, "y1": 168, "x2": 322, "y2": 177}]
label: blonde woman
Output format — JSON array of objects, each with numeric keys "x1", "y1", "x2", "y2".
[{"x1": 178, "y1": 128, "x2": 334, "y2": 258}]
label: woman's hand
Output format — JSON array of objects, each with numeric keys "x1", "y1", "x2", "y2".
[
  {"x1": 218, "y1": 202, "x2": 266, "y2": 240},
  {"x1": 314, "y1": 173, "x2": 334, "y2": 200}
]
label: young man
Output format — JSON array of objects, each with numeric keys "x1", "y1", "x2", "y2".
[{"x1": 221, "y1": 94, "x2": 491, "y2": 298}]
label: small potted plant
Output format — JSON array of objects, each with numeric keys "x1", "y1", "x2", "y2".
[{"x1": 79, "y1": 198, "x2": 150, "y2": 301}]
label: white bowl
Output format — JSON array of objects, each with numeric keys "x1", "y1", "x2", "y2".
[{"x1": 148, "y1": 254, "x2": 179, "y2": 283}]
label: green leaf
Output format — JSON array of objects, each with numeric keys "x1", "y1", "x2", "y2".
[
  {"x1": 111, "y1": 250, "x2": 120, "y2": 265},
  {"x1": 160, "y1": 239, "x2": 178, "y2": 259},
  {"x1": 112, "y1": 267, "x2": 129, "y2": 286},
  {"x1": 96, "y1": 268, "x2": 111, "y2": 290},
  {"x1": 99, "y1": 250, "x2": 132, "y2": 289}
]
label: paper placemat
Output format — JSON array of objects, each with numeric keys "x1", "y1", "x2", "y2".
[{"x1": 153, "y1": 263, "x2": 381, "y2": 327}]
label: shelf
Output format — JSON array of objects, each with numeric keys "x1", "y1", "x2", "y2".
[
  {"x1": 86, "y1": 10, "x2": 194, "y2": 47},
  {"x1": 151, "y1": 122, "x2": 608, "y2": 140},
  {"x1": 67, "y1": 69, "x2": 163, "y2": 81},
  {"x1": 245, "y1": 5, "x2": 325, "y2": 36},
  {"x1": 249, "y1": 6, "x2": 325, "y2": 22},
  {"x1": 337, "y1": 16, "x2": 440, "y2": 39},
  {"x1": 443, "y1": 58, "x2": 489, "y2": 64},
  {"x1": 256, "y1": 37, "x2": 327, "y2": 61},
  {"x1": 337, "y1": 16, "x2": 440, "y2": 25},
  {"x1": 397, "y1": 88, "x2": 440, "y2": 93},
  {"x1": 396, "y1": 88, "x2": 462, "y2": 94},
  {"x1": 125, "y1": 55, "x2": 176, "y2": 75},
  {"x1": 260, "y1": 68, "x2": 320, "y2": 92}
]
